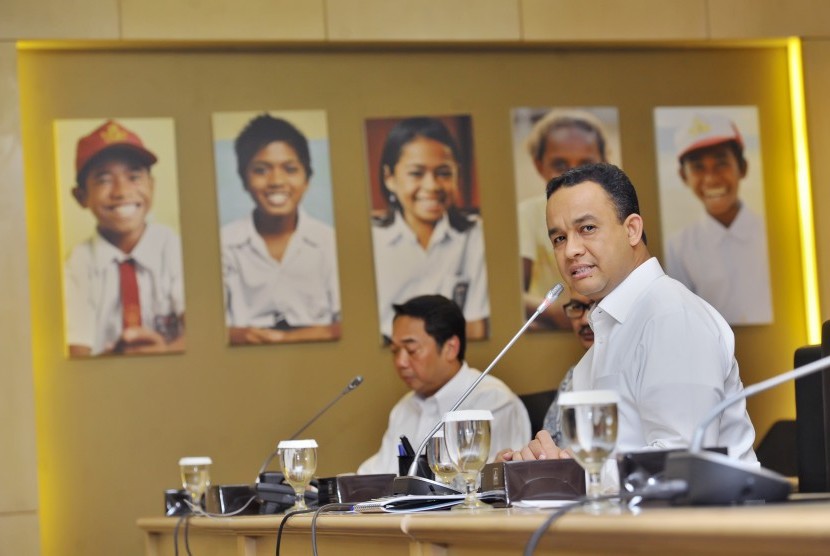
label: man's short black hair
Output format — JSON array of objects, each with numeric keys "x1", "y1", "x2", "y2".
[
  {"x1": 546, "y1": 162, "x2": 647, "y2": 245},
  {"x1": 392, "y1": 295, "x2": 466, "y2": 362}
]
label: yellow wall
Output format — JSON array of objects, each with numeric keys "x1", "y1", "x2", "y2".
[{"x1": 2, "y1": 1, "x2": 830, "y2": 556}]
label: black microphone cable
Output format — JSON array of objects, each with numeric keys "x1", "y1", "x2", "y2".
[
  {"x1": 522, "y1": 480, "x2": 689, "y2": 556},
  {"x1": 311, "y1": 502, "x2": 356, "y2": 556},
  {"x1": 275, "y1": 508, "x2": 316, "y2": 556}
]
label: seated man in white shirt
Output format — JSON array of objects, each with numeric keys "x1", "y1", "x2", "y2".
[
  {"x1": 358, "y1": 294, "x2": 531, "y2": 475},
  {"x1": 502, "y1": 162, "x2": 757, "y2": 464}
]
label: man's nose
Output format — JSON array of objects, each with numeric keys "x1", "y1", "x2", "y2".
[{"x1": 565, "y1": 234, "x2": 585, "y2": 258}]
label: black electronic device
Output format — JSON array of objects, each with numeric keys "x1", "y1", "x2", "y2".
[
  {"x1": 794, "y1": 320, "x2": 830, "y2": 493},
  {"x1": 255, "y1": 471, "x2": 318, "y2": 514},
  {"x1": 664, "y1": 350, "x2": 830, "y2": 505}
]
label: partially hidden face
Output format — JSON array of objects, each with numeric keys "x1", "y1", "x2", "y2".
[
  {"x1": 564, "y1": 291, "x2": 596, "y2": 350},
  {"x1": 679, "y1": 143, "x2": 746, "y2": 222},
  {"x1": 535, "y1": 126, "x2": 604, "y2": 183},
  {"x1": 384, "y1": 136, "x2": 459, "y2": 226},
  {"x1": 389, "y1": 315, "x2": 458, "y2": 398},
  {"x1": 245, "y1": 141, "x2": 309, "y2": 217},
  {"x1": 74, "y1": 153, "x2": 154, "y2": 238},
  {"x1": 546, "y1": 180, "x2": 641, "y2": 301}
]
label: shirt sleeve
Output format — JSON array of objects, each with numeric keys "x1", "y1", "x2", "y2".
[
  {"x1": 461, "y1": 222, "x2": 490, "y2": 323},
  {"x1": 517, "y1": 198, "x2": 540, "y2": 261},
  {"x1": 465, "y1": 381, "x2": 532, "y2": 457},
  {"x1": 357, "y1": 402, "x2": 405, "y2": 475},
  {"x1": 664, "y1": 234, "x2": 695, "y2": 293},
  {"x1": 64, "y1": 246, "x2": 95, "y2": 350},
  {"x1": 632, "y1": 310, "x2": 732, "y2": 451}
]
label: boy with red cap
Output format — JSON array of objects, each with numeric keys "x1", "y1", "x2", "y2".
[
  {"x1": 664, "y1": 112, "x2": 772, "y2": 325},
  {"x1": 64, "y1": 119, "x2": 185, "y2": 356}
]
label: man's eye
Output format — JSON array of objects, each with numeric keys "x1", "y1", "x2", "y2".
[
  {"x1": 408, "y1": 171, "x2": 425, "y2": 179},
  {"x1": 551, "y1": 235, "x2": 565, "y2": 245},
  {"x1": 582, "y1": 225, "x2": 596, "y2": 233}
]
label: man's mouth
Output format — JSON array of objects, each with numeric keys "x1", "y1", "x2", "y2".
[
  {"x1": 570, "y1": 264, "x2": 594, "y2": 279},
  {"x1": 265, "y1": 192, "x2": 290, "y2": 206},
  {"x1": 579, "y1": 325, "x2": 594, "y2": 341},
  {"x1": 702, "y1": 186, "x2": 728, "y2": 199},
  {"x1": 109, "y1": 203, "x2": 141, "y2": 218}
]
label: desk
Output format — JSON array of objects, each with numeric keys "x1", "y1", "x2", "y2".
[{"x1": 138, "y1": 500, "x2": 830, "y2": 556}]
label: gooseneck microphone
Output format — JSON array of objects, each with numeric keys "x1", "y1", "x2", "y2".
[
  {"x1": 663, "y1": 355, "x2": 830, "y2": 505},
  {"x1": 256, "y1": 375, "x2": 364, "y2": 479},
  {"x1": 396, "y1": 284, "x2": 564, "y2": 493}
]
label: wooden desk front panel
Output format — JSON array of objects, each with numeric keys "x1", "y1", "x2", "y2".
[{"x1": 139, "y1": 501, "x2": 830, "y2": 556}]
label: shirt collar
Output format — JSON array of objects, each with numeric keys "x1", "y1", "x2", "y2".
[
  {"x1": 428, "y1": 362, "x2": 473, "y2": 412},
  {"x1": 91, "y1": 222, "x2": 160, "y2": 270},
  {"x1": 226, "y1": 208, "x2": 320, "y2": 255},
  {"x1": 701, "y1": 202, "x2": 753, "y2": 242},
  {"x1": 595, "y1": 257, "x2": 665, "y2": 325},
  {"x1": 383, "y1": 213, "x2": 454, "y2": 248}
]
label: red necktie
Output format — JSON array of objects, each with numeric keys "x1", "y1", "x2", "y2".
[{"x1": 119, "y1": 259, "x2": 141, "y2": 329}]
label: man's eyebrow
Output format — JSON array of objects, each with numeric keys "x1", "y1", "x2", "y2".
[{"x1": 548, "y1": 214, "x2": 596, "y2": 236}]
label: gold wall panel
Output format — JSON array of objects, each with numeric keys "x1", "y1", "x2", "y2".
[
  {"x1": 709, "y1": 0, "x2": 830, "y2": 40},
  {"x1": 120, "y1": 0, "x2": 326, "y2": 40},
  {"x1": 521, "y1": 0, "x2": 707, "y2": 41},
  {"x1": 326, "y1": 0, "x2": 521, "y2": 41},
  {"x1": 0, "y1": 0, "x2": 119, "y2": 40}
]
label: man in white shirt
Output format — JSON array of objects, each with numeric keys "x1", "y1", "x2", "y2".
[
  {"x1": 358, "y1": 294, "x2": 530, "y2": 475},
  {"x1": 665, "y1": 112, "x2": 772, "y2": 325},
  {"x1": 503, "y1": 163, "x2": 756, "y2": 464}
]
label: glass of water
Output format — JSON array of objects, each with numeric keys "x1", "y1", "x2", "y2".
[
  {"x1": 179, "y1": 456, "x2": 212, "y2": 513},
  {"x1": 277, "y1": 439, "x2": 318, "y2": 512},
  {"x1": 558, "y1": 390, "x2": 619, "y2": 514}
]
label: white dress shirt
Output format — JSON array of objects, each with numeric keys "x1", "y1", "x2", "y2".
[
  {"x1": 371, "y1": 213, "x2": 489, "y2": 338},
  {"x1": 665, "y1": 204, "x2": 772, "y2": 325},
  {"x1": 357, "y1": 363, "x2": 531, "y2": 475},
  {"x1": 64, "y1": 222, "x2": 185, "y2": 355},
  {"x1": 572, "y1": 257, "x2": 757, "y2": 462},
  {"x1": 221, "y1": 209, "x2": 341, "y2": 328}
]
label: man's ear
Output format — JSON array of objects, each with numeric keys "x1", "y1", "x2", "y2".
[
  {"x1": 624, "y1": 213, "x2": 644, "y2": 246},
  {"x1": 738, "y1": 158, "x2": 748, "y2": 179},
  {"x1": 678, "y1": 164, "x2": 689, "y2": 185},
  {"x1": 441, "y1": 335, "x2": 461, "y2": 361},
  {"x1": 72, "y1": 186, "x2": 87, "y2": 208}
]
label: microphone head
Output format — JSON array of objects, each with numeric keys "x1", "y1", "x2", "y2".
[
  {"x1": 537, "y1": 283, "x2": 565, "y2": 313},
  {"x1": 347, "y1": 375, "x2": 364, "y2": 391}
]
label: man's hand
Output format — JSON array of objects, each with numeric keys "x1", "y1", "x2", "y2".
[
  {"x1": 115, "y1": 326, "x2": 169, "y2": 354},
  {"x1": 500, "y1": 430, "x2": 572, "y2": 462}
]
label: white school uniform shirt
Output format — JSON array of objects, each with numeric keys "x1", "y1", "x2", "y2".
[
  {"x1": 371, "y1": 213, "x2": 489, "y2": 338},
  {"x1": 357, "y1": 363, "x2": 531, "y2": 475},
  {"x1": 572, "y1": 257, "x2": 757, "y2": 463},
  {"x1": 64, "y1": 222, "x2": 185, "y2": 355},
  {"x1": 665, "y1": 204, "x2": 772, "y2": 325},
  {"x1": 221, "y1": 209, "x2": 341, "y2": 329}
]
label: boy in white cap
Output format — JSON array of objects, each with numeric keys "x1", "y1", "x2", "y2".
[
  {"x1": 664, "y1": 112, "x2": 772, "y2": 325},
  {"x1": 65, "y1": 119, "x2": 185, "y2": 356}
]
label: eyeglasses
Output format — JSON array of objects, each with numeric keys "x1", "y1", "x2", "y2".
[{"x1": 563, "y1": 300, "x2": 595, "y2": 319}]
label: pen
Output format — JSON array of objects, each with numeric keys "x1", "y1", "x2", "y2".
[{"x1": 399, "y1": 435, "x2": 415, "y2": 457}]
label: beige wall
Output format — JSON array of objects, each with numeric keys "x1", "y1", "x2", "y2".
[{"x1": 1, "y1": 2, "x2": 830, "y2": 556}]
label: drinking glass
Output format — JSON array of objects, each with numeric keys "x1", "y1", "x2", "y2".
[
  {"x1": 427, "y1": 430, "x2": 458, "y2": 487},
  {"x1": 443, "y1": 409, "x2": 493, "y2": 510},
  {"x1": 179, "y1": 456, "x2": 212, "y2": 513},
  {"x1": 277, "y1": 439, "x2": 318, "y2": 512},
  {"x1": 558, "y1": 390, "x2": 620, "y2": 514}
]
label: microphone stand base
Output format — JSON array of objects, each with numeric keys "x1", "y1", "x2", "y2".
[
  {"x1": 664, "y1": 450, "x2": 791, "y2": 505},
  {"x1": 391, "y1": 476, "x2": 462, "y2": 496}
]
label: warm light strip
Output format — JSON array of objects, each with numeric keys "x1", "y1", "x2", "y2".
[{"x1": 787, "y1": 37, "x2": 821, "y2": 344}]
